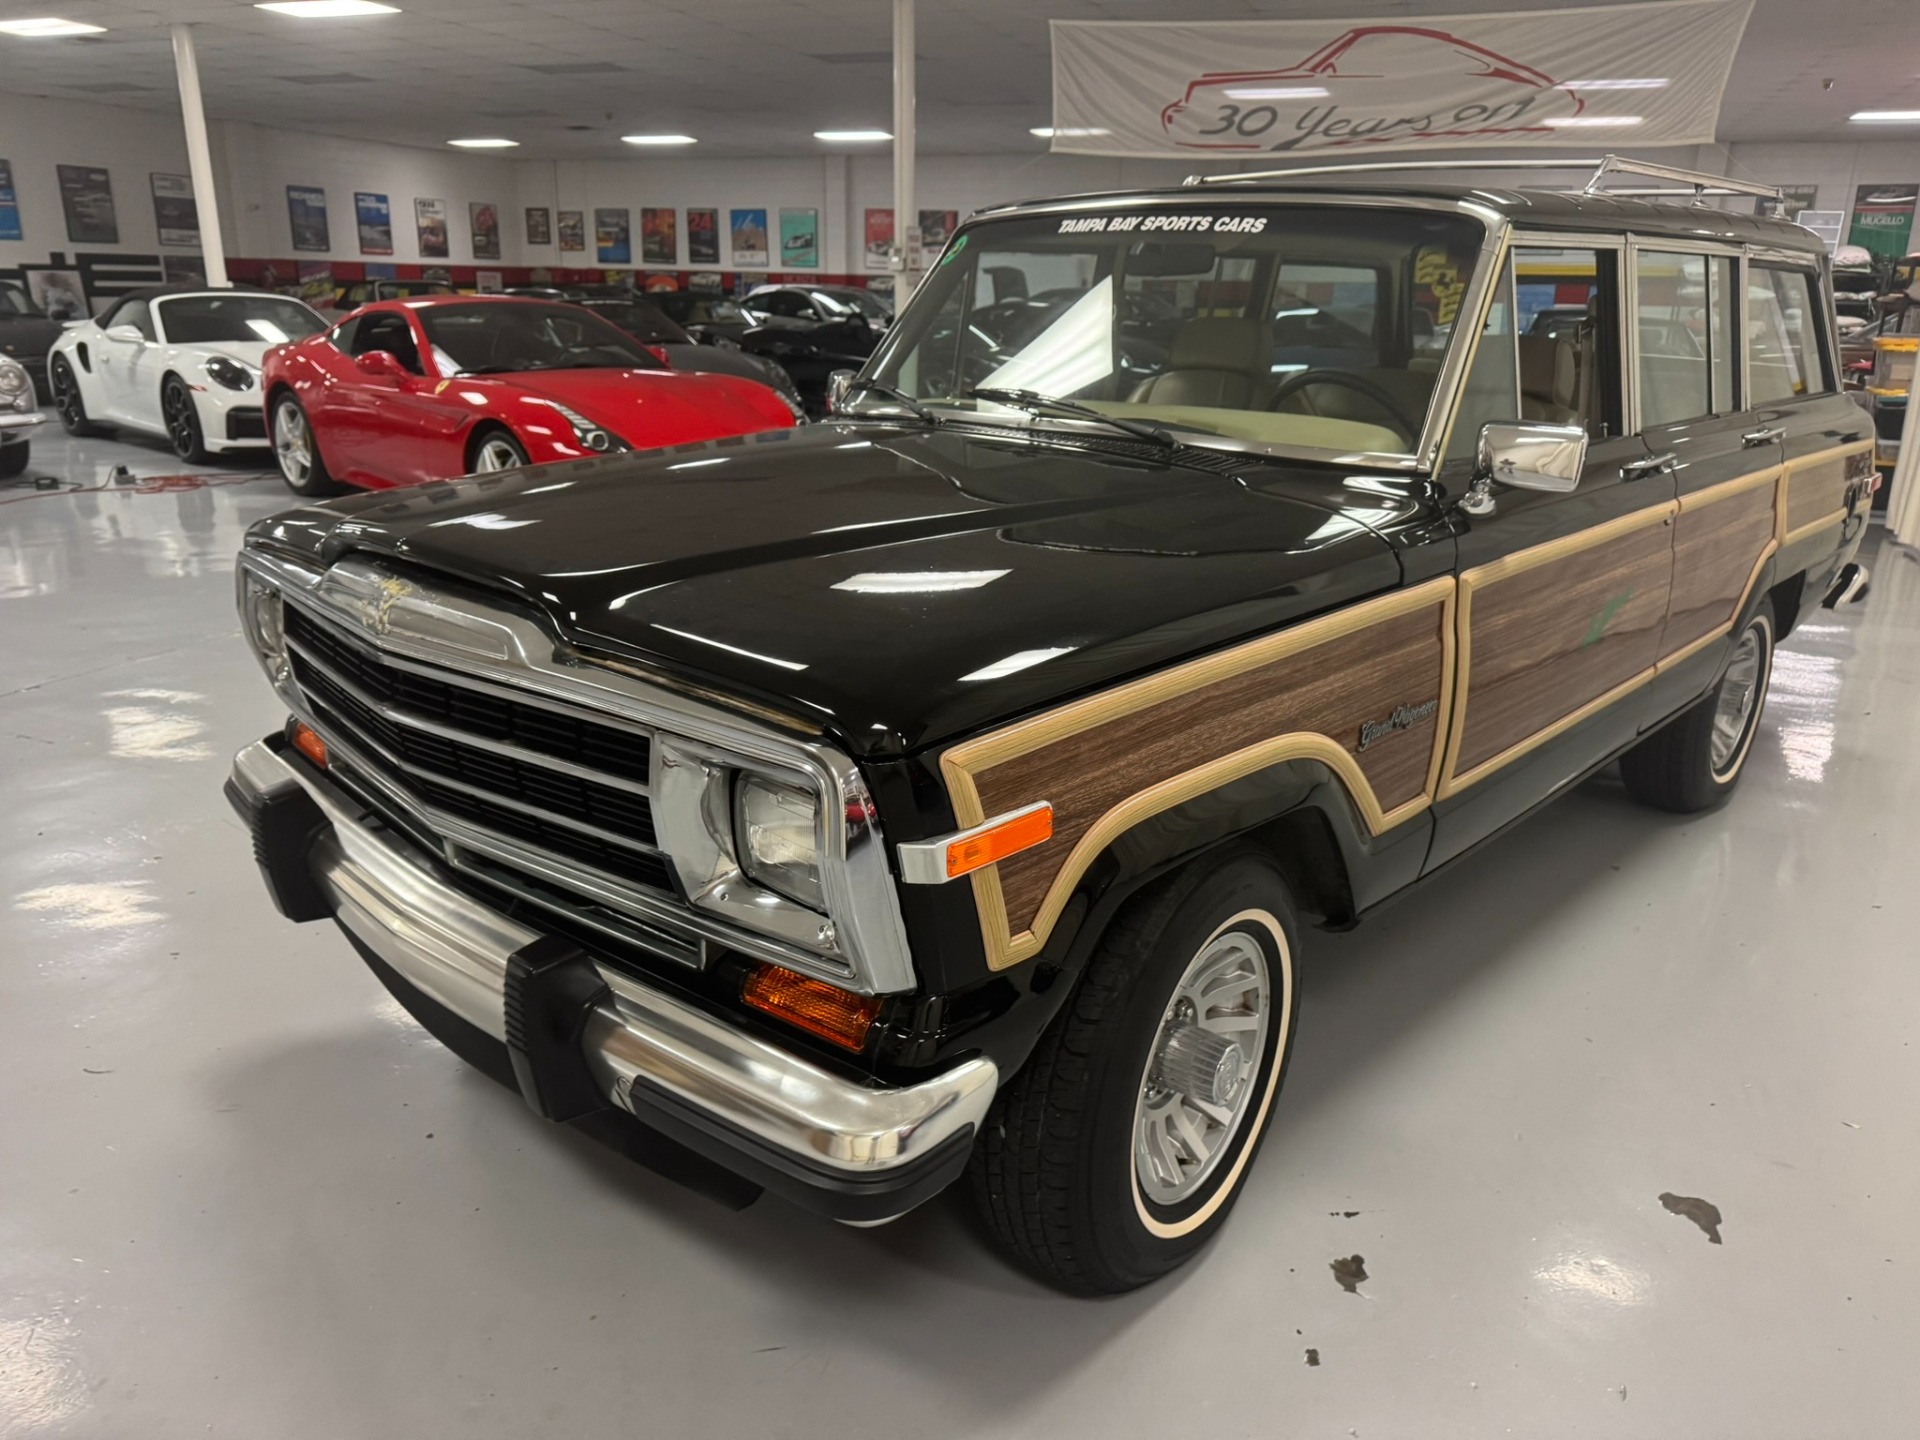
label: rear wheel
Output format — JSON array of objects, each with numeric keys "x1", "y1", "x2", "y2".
[
  {"x1": 50, "y1": 355, "x2": 105, "y2": 437},
  {"x1": 1621, "y1": 598, "x2": 1775, "y2": 812},
  {"x1": 970, "y1": 852, "x2": 1299, "y2": 1294},
  {"x1": 0, "y1": 441, "x2": 28, "y2": 479},
  {"x1": 271, "y1": 393, "x2": 344, "y2": 497},
  {"x1": 470, "y1": 428, "x2": 528, "y2": 472},
  {"x1": 162, "y1": 376, "x2": 209, "y2": 463}
]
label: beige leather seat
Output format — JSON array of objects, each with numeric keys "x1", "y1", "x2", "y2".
[
  {"x1": 1129, "y1": 317, "x2": 1270, "y2": 408},
  {"x1": 1518, "y1": 324, "x2": 1595, "y2": 430}
]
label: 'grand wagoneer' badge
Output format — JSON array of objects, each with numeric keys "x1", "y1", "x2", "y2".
[{"x1": 1357, "y1": 699, "x2": 1438, "y2": 752}]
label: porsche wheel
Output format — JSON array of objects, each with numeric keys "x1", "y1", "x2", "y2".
[
  {"x1": 163, "y1": 376, "x2": 209, "y2": 464},
  {"x1": 50, "y1": 355, "x2": 105, "y2": 437},
  {"x1": 271, "y1": 394, "x2": 344, "y2": 497}
]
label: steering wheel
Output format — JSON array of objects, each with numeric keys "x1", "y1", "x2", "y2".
[{"x1": 1266, "y1": 368, "x2": 1418, "y2": 445}]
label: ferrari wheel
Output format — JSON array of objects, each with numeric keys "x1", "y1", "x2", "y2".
[
  {"x1": 163, "y1": 376, "x2": 209, "y2": 464},
  {"x1": 471, "y1": 429, "x2": 528, "y2": 472},
  {"x1": 272, "y1": 394, "x2": 344, "y2": 497}
]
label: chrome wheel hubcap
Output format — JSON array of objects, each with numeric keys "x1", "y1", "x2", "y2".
[
  {"x1": 474, "y1": 437, "x2": 523, "y2": 471},
  {"x1": 274, "y1": 403, "x2": 310, "y2": 484},
  {"x1": 1710, "y1": 625, "x2": 1764, "y2": 776},
  {"x1": 1134, "y1": 929, "x2": 1271, "y2": 1207}
]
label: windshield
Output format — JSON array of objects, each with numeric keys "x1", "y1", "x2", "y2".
[
  {"x1": 831, "y1": 288, "x2": 891, "y2": 320},
  {"x1": 656, "y1": 293, "x2": 748, "y2": 326},
  {"x1": 418, "y1": 301, "x2": 666, "y2": 375},
  {"x1": 582, "y1": 300, "x2": 692, "y2": 345},
  {"x1": 0, "y1": 281, "x2": 42, "y2": 317},
  {"x1": 859, "y1": 203, "x2": 1487, "y2": 455},
  {"x1": 157, "y1": 294, "x2": 325, "y2": 345}
]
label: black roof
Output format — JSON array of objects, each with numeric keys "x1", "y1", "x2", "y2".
[
  {"x1": 107, "y1": 283, "x2": 283, "y2": 304},
  {"x1": 980, "y1": 182, "x2": 1827, "y2": 256}
]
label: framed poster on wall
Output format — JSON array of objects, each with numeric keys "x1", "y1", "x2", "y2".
[
  {"x1": 863, "y1": 207, "x2": 892, "y2": 270},
  {"x1": 595, "y1": 208, "x2": 631, "y2": 264},
  {"x1": 687, "y1": 207, "x2": 719, "y2": 264},
  {"x1": 414, "y1": 197, "x2": 449, "y2": 258},
  {"x1": 58, "y1": 164, "x2": 118, "y2": 244},
  {"x1": 1848, "y1": 183, "x2": 1918, "y2": 260},
  {"x1": 286, "y1": 185, "x2": 329, "y2": 252},
  {"x1": 28, "y1": 270, "x2": 87, "y2": 322},
  {"x1": 355, "y1": 192, "x2": 393, "y2": 255},
  {"x1": 150, "y1": 174, "x2": 199, "y2": 247},
  {"x1": 526, "y1": 207, "x2": 552, "y2": 246},
  {"x1": 470, "y1": 202, "x2": 502, "y2": 261},
  {"x1": 779, "y1": 208, "x2": 818, "y2": 268},
  {"x1": 641, "y1": 207, "x2": 676, "y2": 264},
  {"x1": 918, "y1": 209, "x2": 958, "y2": 250},
  {"x1": 729, "y1": 209, "x2": 768, "y2": 267},
  {"x1": 557, "y1": 209, "x2": 585, "y2": 252},
  {"x1": 0, "y1": 160, "x2": 20, "y2": 242}
]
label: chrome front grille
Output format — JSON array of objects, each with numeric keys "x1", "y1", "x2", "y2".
[{"x1": 279, "y1": 601, "x2": 698, "y2": 962}]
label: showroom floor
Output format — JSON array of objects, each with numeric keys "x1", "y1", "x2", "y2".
[{"x1": 3, "y1": 427, "x2": 1916, "y2": 1438}]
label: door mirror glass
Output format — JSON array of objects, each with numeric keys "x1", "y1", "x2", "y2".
[
  {"x1": 826, "y1": 368, "x2": 857, "y2": 413},
  {"x1": 1477, "y1": 420, "x2": 1588, "y2": 494},
  {"x1": 105, "y1": 324, "x2": 146, "y2": 344}
]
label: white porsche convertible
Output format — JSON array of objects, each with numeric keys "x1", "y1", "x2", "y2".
[{"x1": 49, "y1": 287, "x2": 327, "y2": 462}]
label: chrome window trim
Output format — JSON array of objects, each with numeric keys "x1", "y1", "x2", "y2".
[
  {"x1": 239, "y1": 547, "x2": 916, "y2": 995},
  {"x1": 1743, "y1": 251, "x2": 1839, "y2": 402},
  {"x1": 860, "y1": 193, "x2": 1511, "y2": 475},
  {"x1": 1626, "y1": 236, "x2": 1746, "y2": 430}
]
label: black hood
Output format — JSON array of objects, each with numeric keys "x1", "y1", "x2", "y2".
[{"x1": 252, "y1": 422, "x2": 1414, "y2": 756}]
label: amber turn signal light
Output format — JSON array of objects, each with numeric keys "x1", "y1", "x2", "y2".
[
  {"x1": 945, "y1": 803, "x2": 1053, "y2": 880},
  {"x1": 290, "y1": 721, "x2": 330, "y2": 769},
  {"x1": 740, "y1": 964, "x2": 881, "y2": 1052}
]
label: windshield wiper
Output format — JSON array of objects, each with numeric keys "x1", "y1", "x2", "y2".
[
  {"x1": 965, "y1": 387, "x2": 1173, "y2": 445},
  {"x1": 843, "y1": 378, "x2": 937, "y2": 424}
]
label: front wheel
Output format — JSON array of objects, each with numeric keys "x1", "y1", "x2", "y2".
[
  {"x1": 50, "y1": 355, "x2": 105, "y2": 437},
  {"x1": 1621, "y1": 599, "x2": 1775, "y2": 812},
  {"x1": 271, "y1": 393, "x2": 344, "y2": 497},
  {"x1": 970, "y1": 852, "x2": 1299, "y2": 1294},
  {"x1": 162, "y1": 376, "x2": 209, "y2": 463},
  {"x1": 470, "y1": 428, "x2": 528, "y2": 472},
  {"x1": 0, "y1": 441, "x2": 28, "y2": 479}
]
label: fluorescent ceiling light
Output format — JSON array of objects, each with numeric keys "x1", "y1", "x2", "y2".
[
  {"x1": 961, "y1": 647, "x2": 1075, "y2": 683},
  {"x1": 0, "y1": 16, "x2": 105, "y2": 35},
  {"x1": 1556, "y1": 77, "x2": 1668, "y2": 90},
  {"x1": 1541, "y1": 115, "x2": 1644, "y2": 127},
  {"x1": 1222, "y1": 86, "x2": 1329, "y2": 99},
  {"x1": 1851, "y1": 110, "x2": 1920, "y2": 122},
  {"x1": 255, "y1": 0, "x2": 399, "y2": 14},
  {"x1": 448, "y1": 137, "x2": 518, "y2": 148},
  {"x1": 621, "y1": 134, "x2": 697, "y2": 146},
  {"x1": 814, "y1": 129, "x2": 892, "y2": 142},
  {"x1": 1030, "y1": 126, "x2": 1111, "y2": 138},
  {"x1": 833, "y1": 570, "x2": 1010, "y2": 594}
]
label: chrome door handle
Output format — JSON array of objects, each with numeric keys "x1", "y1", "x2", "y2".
[
  {"x1": 1622, "y1": 452, "x2": 1676, "y2": 480},
  {"x1": 1742, "y1": 426, "x2": 1785, "y2": 448}
]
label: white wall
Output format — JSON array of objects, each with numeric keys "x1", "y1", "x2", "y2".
[{"x1": 0, "y1": 91, "x2": 193, "y2": 262}]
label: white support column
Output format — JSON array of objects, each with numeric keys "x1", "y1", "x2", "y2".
[
  {"x1": 170, "y1": 24, "x2": 228, "y2": 287},
  {"x1": 891, "y1": 0, "x2": 920, "y2": 295}
]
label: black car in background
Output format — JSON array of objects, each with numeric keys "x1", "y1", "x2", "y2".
[
  {"x1": 743, "y1": 283, "x2": 893, "y2": 334},
  {"x1": 576, "y1": 297, "x2": 805, "y2": 420},
  {"x1": 652, "y1": 290, "x2": 876, "y2": 414},
  {"x1": 0, "y1": 279, "x2": 62, "y2": 403}
]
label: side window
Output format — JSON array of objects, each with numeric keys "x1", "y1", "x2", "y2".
[
  {"x1": 351, "y1": 312, "x2": 422, "y2": 374},
  {"x1": 1748, "y1": 265, "x2": 1830, "y2": 403},
  {"x1": 1444, "y1": 260, "x2": 1516, "y2": 463},
  {"x1": 329, "y1": 316, "x2": 361, "y2": 355},
  {"x1": 1635, "y1": 250, "x2": 1726, "y2": 428},
  {"x1": 107, "y1": 297, "x2": 156, "y2": 341}
]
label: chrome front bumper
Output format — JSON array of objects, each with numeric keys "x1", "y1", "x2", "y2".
[
  {"x1": 0, "y1": 409, "x2": 45, "y2": 434},
  {"x1": 227, "y1": 737, "x2": 997, "y2": 1219}
]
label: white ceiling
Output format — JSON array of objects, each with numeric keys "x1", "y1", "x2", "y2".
[{"x1": 1, "y1": 0, "x2": 1917, "y2": 158}]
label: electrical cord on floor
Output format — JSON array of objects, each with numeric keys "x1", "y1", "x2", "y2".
[{"x1": 0, "y1": 470, "x2": 278, "y2": 505}]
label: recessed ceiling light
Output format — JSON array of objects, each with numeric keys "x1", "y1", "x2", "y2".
[
  {"x1": 0, "y1": 16, "x2": 106, "y2": 36},
  {"x1": 1030, "y1": 126, "x2": 1111, "y2": 138},
  {"x1": 1851, "y1": 110, "x2": 1920, "y2": 123},
  {"x1": 1222, "y1": 86, "x2": 1329, "y2": 99},
  {"x1": 1541, "y1": 115, "x2": 1644, "y2": 127},
  {"x1": 256, "y1": 0, "x2": 398, "y2": 15},
  {"x1": 1556, "y1": 77, "x2": 1669, "y2": 90},
  {"x1": 814, "y1": 129, "x2": 892, "y2": 142},
  {"x1": 448, "y1": 137, "x2": 519, "y2": 148},
  {"x1": 621, "y1": 134, "x2": 697, "y2": 146}
]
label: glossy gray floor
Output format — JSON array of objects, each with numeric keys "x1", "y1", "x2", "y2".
[{"x1": 4, "y1": 429, "x2": 1916, "y2": 1438}]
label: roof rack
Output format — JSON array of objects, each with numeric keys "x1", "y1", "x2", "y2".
[{"x1": 1185, "y1": 154, "x2": 1784, "y2": 209}]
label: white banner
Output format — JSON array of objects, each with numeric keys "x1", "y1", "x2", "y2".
[{"x1": 1050, "y1": 0, "x2": 1752, "y2": 159}]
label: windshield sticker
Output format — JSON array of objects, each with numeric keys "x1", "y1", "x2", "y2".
[
  {"x1": 1057, "y1": 214, "x2": 1267, "y2": 235},
  {"x1": 940, "y1": 232, "x2": 970, "y2": 265}
]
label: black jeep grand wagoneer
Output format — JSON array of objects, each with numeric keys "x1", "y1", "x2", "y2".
[{"x1": 228, "y1": 161, "x2": 1874, "y2": 1293}]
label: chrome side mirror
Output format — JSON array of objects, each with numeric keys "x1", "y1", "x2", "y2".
[
  {"x1": 825, "y1": 368, "x2": 857, "y2": 414},
  {"x1": 1460, "y1": 421, "x2": 1589, "y2": 516}
]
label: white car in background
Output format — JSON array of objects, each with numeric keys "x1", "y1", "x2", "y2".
[{"x1": 48, "y1": 287, "x2": 327, "y2": 462}]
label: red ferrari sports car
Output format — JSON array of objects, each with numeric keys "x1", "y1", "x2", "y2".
[{"x1": 261, "y1": 295, "x2": 797, "y2": 495}]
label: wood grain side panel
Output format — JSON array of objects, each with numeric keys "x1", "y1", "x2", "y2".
[
  {"x1": 941, "y1": 579, "x2": 1454, "y2": 965},
  {"x1": 1454, "y1": 510, "x2": 1673, "y2": 777},
  {"x1": 1784, "y1": 454, "x2": 1850, "y2": 537},
  {"x1": 1662, "y1": 474, "x2": 1778, "y2": 658}
]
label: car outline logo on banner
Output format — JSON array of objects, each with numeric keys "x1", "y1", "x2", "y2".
[{"x1": 1160, "y1": 25, "x2": 1587, "y2": 152}]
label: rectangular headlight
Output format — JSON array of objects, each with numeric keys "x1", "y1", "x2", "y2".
[{"x1": 734, "y1": 773, "x2": 824, "y2": 911}]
